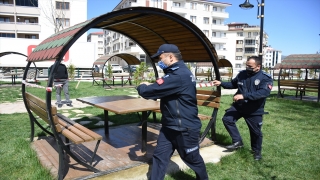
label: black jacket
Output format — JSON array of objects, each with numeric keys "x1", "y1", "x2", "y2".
[
  {"x1": 137, "y1": 60, "x2": 201, "y2": 131},
  {"x1": 50, "y1": 64, "x2": 68, "y2": 80},
  {"x1": 221, "y1": 70, "x2": 273, "y2": 115}
]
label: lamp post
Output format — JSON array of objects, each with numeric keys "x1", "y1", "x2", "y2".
[{"x1": 239, "y1": 0, "x2": 265, "y2": 64}]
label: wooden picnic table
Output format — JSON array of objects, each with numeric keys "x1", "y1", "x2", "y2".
[
  {"x1": 76, "y1": 95, "x2": 160, "y2": 153},
  {"x1": 4, "y1": 72, "x2": 24, "y2": 85}
]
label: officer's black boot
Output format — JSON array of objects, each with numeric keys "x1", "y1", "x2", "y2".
[
  {"x1": 254, "y1": 151, "x2": 262, "y2": 161},
  {"x1": 225, "y1": 141, "x2": 244, "y2": 150}
]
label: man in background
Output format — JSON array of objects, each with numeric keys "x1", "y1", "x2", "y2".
[{"x1": 50, "y1": 62, "x2": 72, "y2": 108}]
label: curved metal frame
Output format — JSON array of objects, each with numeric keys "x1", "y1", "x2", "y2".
[
  {"x1": 0, "y1": 51, "x2": 38, "y2": 80},
  {"x1": 22, "y1": 8, "x2": 223, "y2": 177}
]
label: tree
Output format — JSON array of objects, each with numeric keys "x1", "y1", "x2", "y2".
[{"x1": 32, "y1": 0, "x2": 67, "y2": 33}]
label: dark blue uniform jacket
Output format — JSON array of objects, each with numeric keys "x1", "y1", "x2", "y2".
[
  {"x1": 137, "y1": 60, "x2": 201, "y2": 131},
  {"x1": 221, "y1": 70, "x2": 273, "y2": 115}
]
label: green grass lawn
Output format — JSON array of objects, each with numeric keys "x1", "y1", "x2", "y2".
[{"x1": 0, "y1": 81, "x2": 320, "y2": 179}]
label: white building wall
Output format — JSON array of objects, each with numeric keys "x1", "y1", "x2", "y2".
[
  {"x1": 105, "y1": 0, "x2": 231, "y2": 66},
  {"x1": 0, "y1": 0, "x2": 91, "y2": 71}
]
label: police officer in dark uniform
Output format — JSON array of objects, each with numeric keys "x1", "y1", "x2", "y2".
[
  {"x1": 213, "y1": 56, "x2": 273, "y2": 161},
  {"x1": 137, "y1": 44, "x2": 208, "y2": 180}
]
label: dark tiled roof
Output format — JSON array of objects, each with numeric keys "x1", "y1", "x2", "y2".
[{"x1": 278, "y1": 54, "x2": 320, "y2": 69}]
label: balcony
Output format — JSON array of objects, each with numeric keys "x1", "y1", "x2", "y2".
[
  {"x1": 0, "y1": 4, "x2": 40, "y2": 16},
  {"x1": 170, "y1": 6, "x2": 187, "y2": 15},
  {"x1": 211, "y1": 24, "x2": 228, "y2": 31},
  {"x1": 211, "y1": 11, "x2": 229, "y2": 19},
  {"x1": 210, "y1": 37, "x2": 227, "y2": 43}
]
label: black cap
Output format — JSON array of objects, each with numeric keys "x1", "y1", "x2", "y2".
[{"x1": 151, "y1": 44, "x2": 180, "y2": 58}]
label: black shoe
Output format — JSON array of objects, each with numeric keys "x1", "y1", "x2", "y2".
[
  {"x1": 225, "y1": 141, "x2": 244, "y2": 150},
  {"x1": 254, "y1": 151, "x2": 262, "y2": 161},
  {"x1": 58, "y1": 104, "x2": 63, "y2": 108},
  {"x1": 66, "y1": 104, "x2": 73, "y2": 107}
]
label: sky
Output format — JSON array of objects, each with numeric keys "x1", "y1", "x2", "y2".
[{"x1": 87, "y1": 0, "x2": 320, "y2": 56}]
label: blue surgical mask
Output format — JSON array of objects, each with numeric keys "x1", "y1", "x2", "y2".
[{"x1": 158, "y1": 60, "x2": 168, "y2": 69}]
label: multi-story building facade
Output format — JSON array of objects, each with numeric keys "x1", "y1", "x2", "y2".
[
  {"x1": 103, "y1": 0, "x2": 231, "y2": 67},
  {"x1": 264, "y1": 46, "x2": 282, "y2": 68},
  {"x1": 87, "y1": 31, "x2": 104, "y2": 58},
  {"x1": 0, "y1": 0, "x2": 96, "y2": 76},
  {"x1": 226, "y1": 22, "x2": 269, "y2": 71}
]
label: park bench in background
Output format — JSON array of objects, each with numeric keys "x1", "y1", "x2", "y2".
[
  {"x1": 152, "y1": 89, "x2": 221, "y2": 142},
  {"x1": 92, "y1": 72, "x2": 107, "y2": 87},
  {"x1": 195, "y1": 72, "x2": 213, "y2": 81},
  {"x1": 278, "y1": 80, "x2": 319, "y2": 102},
  {"x1": 24, "y1": 92, "x2": 102, "y2": 179}
]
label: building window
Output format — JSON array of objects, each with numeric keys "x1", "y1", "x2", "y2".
[
  {"x1": 16, "y1": 0, "x2": 38, "y2": 7},
  {"x1": 235, "y1": 64, "x2": 242, "y2": 68},
  {"x1": 191, "y1": 2, "x2": 197, "y2": 10},
  {"x1": 212, "y1": 32, "x2": 216, "y2": 37},
  {"x1": 245, "y1": 47, "x2": 255, "y2": 53},
  {"x1": 253, "y1": 32, "x2": 259, "y2": 36},
  {"x1": 236, "y1": 40, "x2": 243, "y2": 44},
  {"x1": 204, "y1": 4, "x2": 210, "y2": 11},
  {"x1": 98, "y1": 47, "x2": 103, "y2": 51},
  {"x1": 236, "y1": 48, "x2": 243, "y2": 52},
  {"x1": 203, "y1": 30, "x2": 209, "y2": 37},
  {"x1": 25, "y1": 34, "x2": 36, "y2": 39},
  {"x1": 245, "y1": 39, "x2": 255, "y2": 45},
  {"x1": 56, "y1": 1, "x2": 70, "y2": 10},
  {"x1": 248, "y1": 32, "x2": 251, "y2": 38},
  {"x1": 190, "y1": 16, "x2": 196, "y2": 23},
  {"x1": 98, "y1": 41, "x2": 103, "y2": 45},
  {"x1": 0, "y1": 0, "x2": 9, "y2": 4},
  {"x1": 173, "y1": 2, "x2": 181, "y2": 7},
  {"x1": 212, "y1": 7, "x2": 217, "y2": 11},
  {"x1": 0, "y1": 33, "x2": 15, "y2": 38},
  {"x1": 237, "y1": 32, "x2": 243, "y2": 37},
  {"x1": 56, "y1": 18, "x2": 70, "y2": 27},
  {"x1": 236, "y1": 56, "x2": 242, "y2": 60},
  {"x1": 212, "y1": 19, "x2": 216, "y2": 24},
  {"x1": 203, "y1": 17, "x2": 209, "y2": 24},
  {"x1": 98, "y1": 35, "x2": 103, "y2": 38},
  {"x1": 0, "y1": 17, "x2": 10, "y2": 22}
]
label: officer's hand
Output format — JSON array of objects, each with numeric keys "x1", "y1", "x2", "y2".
[
  {"x1": 212, "y1": 80, "x2": 221, "y2": 86},
  {"x1": 233, "y1": 94, "x2": 244, "y2": 102}
]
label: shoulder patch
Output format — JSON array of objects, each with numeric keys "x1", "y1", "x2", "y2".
[{"x1": 156, "y1": 78, "x2": 164, "y2": 85}]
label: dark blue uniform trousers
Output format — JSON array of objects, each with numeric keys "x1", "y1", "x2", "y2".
[
  {"x1": 150, "y1": 127, "x2": 208, "y2": 180},
  {"x1": 222, "y1": 106, "x2": 263, "y2": 152}
]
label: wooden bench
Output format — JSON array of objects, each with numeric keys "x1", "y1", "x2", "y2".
[
  {"x1": 299, "y1": 80, "x2": 320, "y2": 102},
  {"x1": 92, "y1": 72, "x2": 107, "y2": 87},
  {"x1": 278, "y1": 80, "x2": 320, "y2": 102},
  {"x1": 24, "y1": 92, "x2": 102, "y2": 179},
  {"x1": 195, "y1": 72, "x2": 213, "y2": 81},
  {"x1": 220, "y1": 72, "x2": 232, "y2": 81},
  {"x1": 152, "y1": 89, "x2": 221, "y2": 142}
]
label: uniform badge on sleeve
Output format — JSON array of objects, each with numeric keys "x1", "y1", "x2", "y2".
[
  {"x1": 156, "y1": 78, "x2": 164, "y2": 85},
  {"x1": 268, "y1": 84, "x2": 273, "y2": 90}
]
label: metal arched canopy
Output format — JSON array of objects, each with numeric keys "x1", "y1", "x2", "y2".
[
  {"x1": 0, "y1": 51, "x2": 27, "y2": 58},
  {"x1": 93, "y1": 53, "x2": 141, "y2": 66},
  {"x1": 196, "y1": 59, "x2": 233, "y2": 68},
  {"x1": 26, "y1": 7, "x2": 219, "y2": 78}
]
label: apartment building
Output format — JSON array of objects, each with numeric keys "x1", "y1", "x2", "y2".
[
  {"x1": 0, "y1": 0, "x2": 96, "y2": 73},
  {"x1": 226, "y1": 22, "x2": 269, "y2": 71},
  {"x1": 87, "y1": 31, "x2": 104, "y2": 58},
  {"x1": 264, "y1": 46, "x2": 282, "y2": 68},
  {"x1": 103, "y1": 0, "x2": 231, "y2": 67}
]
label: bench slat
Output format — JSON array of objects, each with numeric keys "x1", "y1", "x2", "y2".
[{"x1": 197, "y1": 100, "x2": 220, "y2": 108}]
